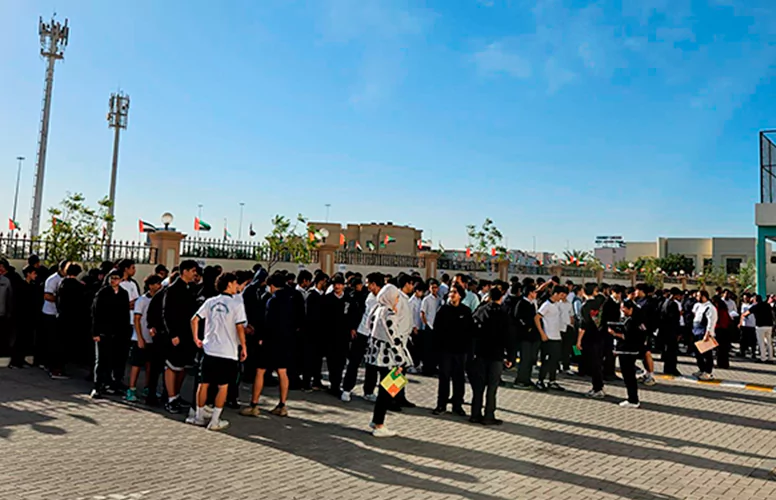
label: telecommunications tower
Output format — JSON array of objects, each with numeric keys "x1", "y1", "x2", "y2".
[
  {"x1": 30, "y1": 15, "x2": 69, "y2": 238},
  {"x1": 105, "y1": 91, "x2": 130, "y2": 256}
]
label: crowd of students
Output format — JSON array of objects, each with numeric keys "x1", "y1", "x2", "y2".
[{"x1": 1, "y1": 254, "x2": 772, "y2": 437}]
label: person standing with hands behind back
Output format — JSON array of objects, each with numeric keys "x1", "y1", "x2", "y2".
[{"x1": 364, "y1": 284, "x2": 412, "y2": 437}]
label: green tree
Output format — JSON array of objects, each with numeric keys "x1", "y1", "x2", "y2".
[
  {"x1": 737, "y1": 259, "x2": 756, "y2": 293},
  {"x1": 466, "y1": 218, "x2": 506, "y2": 262},
  {"x1": 563, "y1": 249, "x2": 591, "y2": 264},
  {"x1": 263, "y1": 214, "x2": 317, "y2": 272},
  {"x1": 42, "y1": 192, "x2": 112, "y2": 265}
]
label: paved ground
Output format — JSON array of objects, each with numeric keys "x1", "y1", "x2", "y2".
[{"x1": 1, "y1": 355, "x2": 775, "y2": 500}]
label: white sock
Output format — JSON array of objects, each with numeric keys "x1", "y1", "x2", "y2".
[
  {"x1": 211, "y1": 407, "x2": 223, "y2": 424},
  {"x1": 195, "y1": 406, "x2": 205, "y2": 420},
  {"x1": 168, "y1": 395, "x2": 177, "y2": 403}
]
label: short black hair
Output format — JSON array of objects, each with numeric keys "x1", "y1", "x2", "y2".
[
  {"x1": 297, "y1": 270, "x2": 313, "y2": 284},
  {"x1": 65, "y1": 263, "x2": 82, "y2": 277},
  {"x1": 236, "y1": 270, "x2": 253, "y2": 284},
  {"x1": 314, "y1": 273, "x2": 329, "y2": 285},
  {"x1": 611, "y1": 285, "x2": 625, "y2": 295},
  {"x1": 427, "y1": 278, "x2": 439, "y2": 287},
  {"x1": 216, "y1": 272, "x2": 238, "y2": 293},
  {"x1": 554, "y1": 286, "x2": 569, "y2": 295},
  {"x1": 488, "y1": 287, "x2": 503, "y2": 302},
  {"x1": 441, "y1": 273, "x2": 450, "y2": 283},
  {"x1": 584, "y1": 283, "x2": 598, "y2": 296},
  {"x1": 27, "y1": 254, "x2": 40, "y2": 266},
  {"x1": 452, "y1": 283, "x2": 467, "y2": 298},
  {"x1": 622, "y1": 299, "x2": 636, "y2": 310},
  {"x1": 179, "y1": 259, "x2": 198, "y2": 273},
  {"x1": 22, "y1": 265, "x2": 37, "y2": 276},
  {"x1": 331, "y1": 275, "x2": 346, "y2": 285},
  {"x1": 117, "y1": 259, "x2": 135, "y2": 274},
  {"x1": 414, "y1": 281, "x2": 427, "y2": 293},
  {"x1": 398, "y1": 274, "x2": 414, "y2": 289},
  {"x1": 145, "y1": 274, "x2": 163, "y2": 287},
  {"x1": 550, "y1": 276, "x2": 560, "y2": 284},
  {"x1": 269, "y1": 273, "x2": 287, "y2": 288},
  {"x1": 59, "y1": 259, "x2": 69, "y2": 271},
  {"x1": 155, "y1": 264, "x2": 168, "y2": 274},
  {"x1": 699, "y1": 290, "x2": 710, "y2": 300},
  {"x1": 252, "y1": 263, "x2": 263, "y2": 272},
  {"x1": 366, "y1": 272, "x2": 384, "y2": 286}
]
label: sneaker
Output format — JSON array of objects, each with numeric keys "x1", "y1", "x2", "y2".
[
  {"x1": 452, "y1": 406, "x2": 467, "y2": 417},
  {"x1": 619, "y1": 400, "x2": 641, "y2": 409},
  {"x1": 586, "y1": 389, "x2": 606, "y2": 399},
  {"x1": 207, "y1": 419, "x2": 231, "y2": 431},
  {"x1": 368, "y1": 421, "x2": 377, "y2": 429},
  {"x1": 104, "y1": 386, "x2": 118, "y2": 396},
  {"x1": 165, "y1": 399, "x2": 182, "y2": 414},
  {"x1": 239, "y1": 405, "x2": 261, "y2": 417},
  {"x1": 534, "y1": 380, "x2": 548, "y2": 392},
  {"x1": 226, "y1": 400, "x2": 241, "y2": 410},
  {"x1": 89, "y1": 389, "x2": 103, "y2": 400},
  {"x1": 514, "y1": 381, "x2": 533, "y2": 389},
  {"x1": 642, "y1": 375, "x2": 657, "y2": 387},
  {"x1": 469, "y1": 415, "x2": 484, "y2": 424},
  {"x1": 698, "y1": 372, "x2": 714, "y2": 381},
  {"x1": 547, "y1": 382, "x2": 565, "y2": 391},
  {"x1": 482, "y1": 417, "x2": 503, "y2": 426},
  {"x1": 407, "y1": 366, "x2": 420, "y2": 375},
  {"x1": 185, "y1": 415, "x2": 207, "y2": 426},
  {"x1": 564, "y1": 369, "x2": 576, "y2": 376},
  {"x1": 692, "y1": 370, "x2": 704, "y2": 378},
  {"x1": 141, "y1": 387, "x2": 149, "y2": 398},
  {"x1": 341, "y1": 391, "x2": 352, "y2": 403},
  {"x1": 125, "y1": 388, "x2": 138, "y2": 402},
  {"x1": 49, "y1": 373, "x2": 69, "y2": 380},
  {"x1": 7, "y1": 362, "x2": 24, "y2": 369},
  {"x1": 372, "y1": 426, "x2": 397, "y2": 437},
  {"x1": 362, "y1": 393, "x2": 378, "y2": 403},
  {"x1": 431, "y1": 407, "x2": 445, "y2": 416},
  {"x1": 270, "y1": 404, "x2": 288, "y2": 417}
]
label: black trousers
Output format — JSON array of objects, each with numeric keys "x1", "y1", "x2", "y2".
[
  {"x1": 560, "y1": 326, "x2": 576, "y2": 371},
  {"x1": 740, "y1": 326, "x2": 757, "y2": 357},
  {"x1": 48, "y1": 318, "x2": 69, "y2": 375},
  {"x1": 694, "y1": 335, "x2": 714, "y2": 374},
  {"x1": 303, "y1": 331, "x2": 324, "y2": 388},
  {"x1": 9, "y1": 320, "x2": 31, "y2": 366},
  {"x1": 36, "y1": 314, "x2": 57, "y2": 368},
  {"x1": 342, "y1": 334, "x2": 378, "y2": 394},
  {"x1": 111, "y1": 325, "x2": 132, "y2": 385},
  {"x1": 94, "y1": 336, "x2": 122, "y2": 391},
  {"x1": 538, "y1": 340, "x2": 561, "y2": 382},
  {"x1": 287, "y1": 329, "x2": 304, "y2": 388},
  {"x1": 422, "y1": 328, "x2": 438, "y2": 375},
  {"x1": 371, "y1": 366, "x2": 393, "y2": 426},
  {"x1": 326, "y1": 340, "x2": 348, "y2": 393},
  {"x1": 436, "y1": 352, "x2": 466, "y2": 409},
  {"x1": 584, "y1": 338, "x2": 604, "y2": 392},
  {"x1": 469, "y1": 358, "x2": 502, "y2": 419},
  {"x1": 661, "y1": 328, "x2": 680, "y2": 374},
  {"x1": 715, "y1": 327, "x2": 730, "y2": 369},
  {"x1": 516, "y1": 340, "x2": 540, "y2": 384},
  {"x1": 619, "y1": 354, "x2": 639, "y2": 404},
  {"x1": 603, "y1": 336, "x2": 616, "y2": 378}
]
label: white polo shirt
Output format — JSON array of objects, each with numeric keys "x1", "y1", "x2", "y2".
[
  {"x1": 538, "y1": 299, "x2": 563, "y2": 340},
  {"x1": 42, "y1": 272, "x2": 63, "y2": 316},
  {"x1": 195, "y1": 294, "x2": 247, "y2": 361}
]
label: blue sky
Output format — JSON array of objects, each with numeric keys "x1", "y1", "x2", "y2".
[{"x1": 1, "y1": 0, "x2": 774, "y2": 253}]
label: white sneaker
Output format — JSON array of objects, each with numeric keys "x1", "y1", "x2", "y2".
[
  {"x1": 363, "y1": 393, "x2": 378, "y2": 403},
  {"x1": 698, "y1": 373, "x2": 714, "y2": 381},
  {"x1": 586, "y1": 390, "x2": 605, "y2": 399},
  {"x1": 564, "y1": 369, "x2": 576, "y2": 376},
  {"x1": 341, "y1": 391, "x2": 352, "y2": 402},
  {"x1": 372, "y1": 426, "x2": 397, "y2": 437},
  {"x1": 207, "y1": 419, "x2": 230, "y2": 431},
  {"x1": 185, "y1": 415, "x2": 207, "y2": 427},
  {"x1": 619, "y1": 400, "x2": 640, "y2": 409},
  {"x1": 692, "y1": 370, "x2": 703, "y2": 378},
  {"x1": 642, "y1": 375, "x2": 657, "y2": 386},
  {"x1": 187, "y1": 407, "x2": 197, "y2": 420}
]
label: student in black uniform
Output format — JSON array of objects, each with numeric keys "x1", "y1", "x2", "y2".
[
  {"x1": 609, "y1": 299, "x2": 647, "y2": 408},
  {"x1": 90, "y1": 270, "x2": 130, "y2": 398},
  {"x1": 432, "y1": 283, "x2": 473, "y2": 416}
]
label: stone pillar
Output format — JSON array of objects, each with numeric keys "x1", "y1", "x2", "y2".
[
  {"x1": 629, "y1": 270, "x2": 637, "y2": 287},
  {"x1": 549, "y1": 265, "x2": 563, "y2": 279},
  {"x1": 595, "y1": 269, "x2": 604, "y2": 285},
  {"x1": 421, "y1": 252, "x2": 439, "y2": 281},
  {"x1": 318, "y1": 243, "x2": 338, "y2": 276},
  {"x1": 148, "y1": 230, "x2": 185, "y2": 268},
  {"x1": 680, "y1": 276, "x2": 687, "y2": 291},
  {"x1": 497, "y1": 260, "x2": 509, "y2": 282}
]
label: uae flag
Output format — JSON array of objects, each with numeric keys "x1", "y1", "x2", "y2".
[
  {"x1": 355, "y1": 241, "x2": 363, "y2": 252},
  {"x1": 223, "y1": 226, "x2": 232, "y2": 239},
  {"x1": 194, "y1": 217, "x2": 211, "y2": 231},
  {"x1": 466, "y1": 248, "x2": 472, "y2": 258},
  {"x1": 339, "y1": 233, "x2": 346, "y2": 246},
  {"x1": 366, "y1": 241, "x2": 376, "y2": 251},
  {"x1": 8, "y1": 218, "x2": 19, "y2": 231},
  {"x1": 139, "y1": 220, "x2": 157, "y2": 233},
  {"x1": 52, "y1": 216, "x2": 64, "y2": 227},
  {"x1": 491, "y1": 247, "x2": 497, "y2": 257},
  {"x1": 384, "y1": 235, "x2": 396, "y2": 245}
]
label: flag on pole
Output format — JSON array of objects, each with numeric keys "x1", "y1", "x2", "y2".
[
  {"x1": 491, "y1": 247, "x2": 497, "y2": 257},
  {"x1": 224, "y1": 226, "x2": 232, "y2": 240},
  {"x1": 466, "y1": 248, "x2": 472, "y2": 258},
  {"x1": 355, "y1": 241, "x2": 363, "y2": 252},
  {"x1": 339, "y1": 233, "x2": 346, "y2": 246},
  {"x1": 384, "y1": 235, "x2": 396, "y2": 245},
  {"x1": 366, "y1": 241, "x2": 376, "y2": 251},
  {"x1": 249, "y1": 223, "x2": 256, "y2": 237},
  {"x1": 52, "y1": 216, "x2": 63, "y2": 227},
  {"x1": 139, "y1": 220, "x2": 157, "y2": 233},
  {"x1": 194, "y1": 217, "x2": 211, "y2": 231},
  {"x1": 8, "y1": 219, "x2": 19, "y2": 231},
  {"x1": 417, "y1": 239, "x2": 422, "y2": 250}
]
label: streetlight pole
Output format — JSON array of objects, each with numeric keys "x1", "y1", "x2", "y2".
[
  {"x1": 325, "y1": 203, "x2": 331, "y2": 223},
  {"x1": 238, "y1": 202, "x2": 245, "y2": 241},
  {"x1": 12, "y1": 156, "x2": 25, "y2": 232}
]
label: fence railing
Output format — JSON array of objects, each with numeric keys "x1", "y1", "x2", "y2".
[
  {"x1": 0, "y1": 233, "x2": 157, "y2": 264},
  {"x1": 335, "y1": 251, "x2": 424, "y2": 268},
  {"x1": 181, "y1": 238, "x2": 264, "y2": 260}
]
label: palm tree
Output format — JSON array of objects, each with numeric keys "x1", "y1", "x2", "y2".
[{"x1": 562, "y1": 249, "x2": 591, "y2": 265}]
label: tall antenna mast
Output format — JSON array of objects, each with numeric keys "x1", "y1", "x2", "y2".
[
  {"x1": 105, "y1": 90, "x2": 130, "y2": 257},
  {"x1": 30, "y1": 15, "x2": 69, "y2": 238}
]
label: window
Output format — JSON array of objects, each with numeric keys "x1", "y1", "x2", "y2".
[
  {"x1": 703, "y1": 258, "x2": 713, "y2": 271},
  {"x1": 726, "y1": 258, "x2": 743, "y2": 275}
]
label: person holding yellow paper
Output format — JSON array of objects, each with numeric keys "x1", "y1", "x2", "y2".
[
  {"x1": 365, "y1": 284, "x2": 412, "y2": 437},
  {"x1": 691, "y1": 290, "x2": 718, "y2": 380}
]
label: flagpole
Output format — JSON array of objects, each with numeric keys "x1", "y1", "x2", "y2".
[
  {"x1": 12, "y1": 156, "x2": 24, "y2": 233},
  {"x1": 238, "y1": 202, "x2": 244, "y2": 241},
  {"x1": 197, "y1": 204, "x2": 203, "y2": 240}
]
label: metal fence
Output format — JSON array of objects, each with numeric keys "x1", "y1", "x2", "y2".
[
  {"x1": 0, "y1": 233, "x2": 157, "y2": 264},
  {"x1": 335, "y1": 251, "x2": 424, "y2": 268},
  {"x1": 181, "y1": 238, "x2": 263, "y2": 260}
]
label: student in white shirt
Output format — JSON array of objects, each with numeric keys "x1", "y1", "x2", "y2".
[
  {"x1": 407, "y1": 283, "x2": 425, "y2": 373},
  {"x1": 117, "y1": 260, "x2": 140, "y2": 388},
  {"x1": 188, "y1": 273, "x2": 247, "y2": 431},
  {"x1": 420, "y1": 279, "x2": 442, "y2": 375},
  {"x1": 40, "y1": 260, "x2": 67, "y2": 373},
  {"x1": 535, "y1": 286, "x2": 569, "y2": 391},
  {"x1": 691, "y1": 290, "x2": 718, "y2": 380},
  {"x1": 341, "y1": 272, "x2": 383, "y2": 402},
  {"x1": 126, "y1": 275, "x2": 163, "y2": 403}
]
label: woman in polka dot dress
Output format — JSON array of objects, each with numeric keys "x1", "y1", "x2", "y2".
[{"x1": 365, "y1": 284, "x2": 412, "y2": 437}]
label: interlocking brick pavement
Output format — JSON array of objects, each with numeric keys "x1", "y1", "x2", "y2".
[{"x1": 1, "y1": 359, "x2": 775, "y2": 500}]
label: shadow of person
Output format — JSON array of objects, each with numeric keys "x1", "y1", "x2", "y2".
[{"x1": 227, "y1": 414, "x2": 677, "y2": 500}]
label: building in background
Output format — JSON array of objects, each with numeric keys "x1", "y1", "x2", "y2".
[{"x1": 595, "y1": 237, "x2": 755, "y2": 274}]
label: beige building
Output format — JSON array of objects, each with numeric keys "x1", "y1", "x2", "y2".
[
  {"x1": 616, "y1": 237, "x2": 755, "y2": 274},
  {"x1": 308, "y1": 221, "x2": 422, "y2": 255}
]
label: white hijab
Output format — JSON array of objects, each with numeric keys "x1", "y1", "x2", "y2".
[{"x1": 370, "y1": 284, "x2": 400, "y2": 343}]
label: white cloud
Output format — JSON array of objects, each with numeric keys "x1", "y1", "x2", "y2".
[{"x1": 471, "y1": 42, "x2": 532, "y2": 78}]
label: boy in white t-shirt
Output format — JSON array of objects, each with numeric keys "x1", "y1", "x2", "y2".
[
  {"x1": 126, "y1": 275, "x2": 163, "y2": 403},
  {"x1": 535, "y1": 286, "x2": 569, "y2": 391},
  {"x1": 187, "y1": 273, "x2": 247, "y2": 431}
]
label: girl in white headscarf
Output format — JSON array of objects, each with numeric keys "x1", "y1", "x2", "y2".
[{"x1": 365, "y1": 284, "x2": 412, "y2": 437}]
